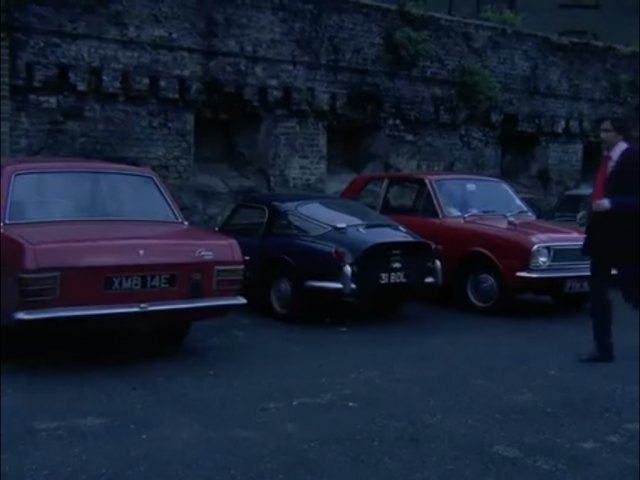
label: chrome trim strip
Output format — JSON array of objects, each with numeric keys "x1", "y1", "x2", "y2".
[
  {"x1": 517, "y1": 267, "x2": 618, "y2": 279},
  {"x1": 516, "y1": 269, "x2": 590, "y2": 279},
  {"x1": 340, "y1": 265, "x2": 353, "y2": 293},
  {"x1": 305, "y1": 265, "x2": 357, "y2": 292},
  {"x1": 424, "y1": 259, "x2": 443, "y2": 285},
  {"x1": 305, "y1": 281, "x2": 357, "y2": 291},
  {"x1": 13, "y1": 296, "x2": 247, "y2": 321}
]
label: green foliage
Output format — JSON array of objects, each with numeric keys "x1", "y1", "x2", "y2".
[
  {"x1": 479, "y1": 4, "x2": 522, "y2": 27},
  {"x1": 457, "y1": 63, "x2": 500, "y2": 113},
  {"x1": 384, "y1": 0, "x2": 431, "y2": 68},
  {"x1": 398, "y1": 0, "x2": 430, "y2": 17},
  {"x1": 609, "y1": 74, "x2": 639, "y2": 99},
  {"x1": 384, "y1": 26, "x2": 430, "y2": 68}
]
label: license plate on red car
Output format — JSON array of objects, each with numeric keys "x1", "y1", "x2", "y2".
[
  {"x1": 564, "y1": 278, "x2": 589, "y2": 293},
  {"x1": 379, "y1": 272, "x2": 407, "y2": 284},
  {"x1": 104, "y1": 273, "x2": 177, "y2": 291}
]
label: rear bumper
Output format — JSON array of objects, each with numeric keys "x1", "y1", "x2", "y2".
[
  {"x1": 12, "y1": 296, "x2": 247, "y2": 322},
  {"x1": 303, "y1": 260, "x2": 443, "y2": 295},
  {"x1": 515, "y1": 267, "x2": 617, "y2": 279},
  {"x1": 513, "y1": 267, "x2": 618, "y2": 296}
]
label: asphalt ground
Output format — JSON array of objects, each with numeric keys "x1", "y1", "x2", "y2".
[{"x1": 1, "y1": 293, "x2": 638, "y2": 480}]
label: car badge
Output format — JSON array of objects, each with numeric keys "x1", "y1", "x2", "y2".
[
  {"x1": 391, "y1": 262, "x2": 403, "y2": 269},
  {"x1": 195, "y1": 248, "x2": 215, "y2": 259}
]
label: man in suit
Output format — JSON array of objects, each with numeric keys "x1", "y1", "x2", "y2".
[{"x1": 580, "y1": 117, "x2": 639, "y2": 363}]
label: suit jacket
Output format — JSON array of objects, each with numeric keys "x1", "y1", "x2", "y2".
[{"x1": 583, "y1": 145, "x2": 640, "y2": 265}]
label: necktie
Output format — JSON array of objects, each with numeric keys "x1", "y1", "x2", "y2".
[{"x1": 592, "y1": 154, "x2": 611, "y2": 201}]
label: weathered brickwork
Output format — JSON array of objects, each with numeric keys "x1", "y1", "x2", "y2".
[
  {"x1": 1, "y1": 0, "x2": 638, "y2": 224},
  {"x1": 0, "y1": 0, "x2": 10, "y2": 157}
]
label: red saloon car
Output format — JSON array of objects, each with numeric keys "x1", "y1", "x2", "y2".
[
  {"x1": 0, "y1": 157, "x2": 246, "y2": 343},
  {"x1": 342, "y1": 172, "x2": 592, "y2": 312}
]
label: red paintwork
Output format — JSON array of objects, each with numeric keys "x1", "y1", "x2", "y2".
[
  {"x1": 1, "y1": 157, "x2": 244, "y2": 324},
  {"x1": 341, "y1": 172, "x2": 587, "y2": 292}
]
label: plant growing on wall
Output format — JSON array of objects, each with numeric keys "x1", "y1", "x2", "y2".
[
  {"x1": 383, "y1": 0, "x2": 431, "y2": 68},
  {"x1": 456, "y1": 62, "x2": 500, "y2": 113},
  {"x1": 384, "y1": 26, "x2": 429, "y2": 68},
  {"x1": 479, "y1": 5, "x2": 522, "y2": 27},
  {"x1": 609, "y1": 74, "x2": 639, "y2": 100}
]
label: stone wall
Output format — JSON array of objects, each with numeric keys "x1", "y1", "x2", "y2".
[
  {"x1": 2, "y1": 0, "x2": 638, "y2": 225},
  {"x1": 0, "y1": 0, "x2": 10, "y2": 157}
]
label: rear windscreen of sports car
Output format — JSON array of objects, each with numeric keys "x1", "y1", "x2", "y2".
[
  {"x1": 295, "y1": 199, "x2": 394, "y2": 227},
  {"x1": 6, "y1": 171, "x2": 180, "y2": 223}
]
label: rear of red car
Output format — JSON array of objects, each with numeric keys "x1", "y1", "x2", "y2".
[
  {"x1": 3, "y1": 223, "x2": 245, "y2": 324},
  {"x1": 0, "y1": 160, "x2": 246, "y2": 341}
]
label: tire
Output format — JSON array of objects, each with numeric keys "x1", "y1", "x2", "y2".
[
  {"x1": 267, "y1": 267, "x2": 302, "y2": 321},
  {"x1": 456, "y1": 263, "x2": 506, "y2": 313},
  {"x1": 552, "y1": 293, "x2": 589, "y2": 309}
]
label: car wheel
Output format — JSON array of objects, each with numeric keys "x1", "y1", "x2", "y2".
[
  {"x1": 267, "y1": 269, "x2": 301, "y2": 321},
  {"x1": 457, "y1": 264, "x2": 505, "y2": 313},
  {"x1": 552, "y1": 293, "x2": 589, "y2": 309}
]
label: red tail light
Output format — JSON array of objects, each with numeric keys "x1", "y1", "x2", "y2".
[
  {"x1": 213, "y1": 265, "x2": 245, "y2": 291},
  {"x1": 333, "y1": 248, "x2": 347, "y2": 265},
  {"x1": 18, "y1": 272, "x2": 60, "y2": 301}
]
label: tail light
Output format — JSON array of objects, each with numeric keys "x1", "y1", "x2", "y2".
[
  {"x1": 213, "y1": 265, "x2": 244, "y2": 291},
  {"x1": 333, "y1": 248, "x2": 347, "y2": 265},
  {"x1": 18, "y1": 272, "x2": 60, "y2": 301}
]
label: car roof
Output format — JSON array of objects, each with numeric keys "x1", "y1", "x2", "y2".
[
  {"x1": 241, "y1": 191, "x2": 335, "y2": 206},
  {"x1": 564, "y1": 187, "x2": 593, "y2": 195},
  {"x1": 355, "y1": 171, "x2": 502, "y2": 182},
  {"x1": 0, "y1": 156, "x2": 152, "y2": 175}
]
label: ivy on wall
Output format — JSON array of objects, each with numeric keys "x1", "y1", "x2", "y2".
[
  {"x1": 383, "y1": 0, "x2": 431, "y2": 69},
  {"x1": 479, "y1": 5, "x2": 522, "y2": 27},
  {"x1": 456, "y1": 62, "x2": 500, "y2": 113}
]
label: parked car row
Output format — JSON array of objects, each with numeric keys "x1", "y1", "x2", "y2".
[{"x1": 0, "y1": 157, "x2": 593, "y2": 346}]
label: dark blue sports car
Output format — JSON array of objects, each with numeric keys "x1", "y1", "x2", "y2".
[{"x1": 217, "y1": 193, "x2": 442, "y2": 320}]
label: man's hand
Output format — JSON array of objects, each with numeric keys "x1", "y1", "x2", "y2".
[{"x1": 592, "y1": 198, "x2": 612, "y2": 212}]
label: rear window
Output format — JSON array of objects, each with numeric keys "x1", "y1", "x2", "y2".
[
  {"x1": 295, "y1": 198, "x2": 394, "y2": 227},
  {"x1": 6, "y1": 171, "x2": 180, "y2": 223}
]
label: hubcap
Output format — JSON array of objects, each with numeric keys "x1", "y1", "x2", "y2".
[
  {"x1": 466, "y1": 272, "x2": 499, "y2": 308},
  {"x1": 270, "y1": 277, "x2": 293, "y2": 314}
]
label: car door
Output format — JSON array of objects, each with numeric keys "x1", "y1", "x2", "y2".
[
  {"x1": 263, "y1": 210, "x2": 336, "y2": 281},
  {"x1": 217, "y1": 203, "x2": 269, "y2": 286}
]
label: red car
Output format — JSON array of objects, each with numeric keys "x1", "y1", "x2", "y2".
[
  {"x1": 342, "y1": 172, "x2": 592, "y2": 312},
  {"x1": 0, "y1": 157, "x2": 246, "y2": 343}
]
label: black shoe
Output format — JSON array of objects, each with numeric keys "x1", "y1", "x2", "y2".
[{"x1": 579, "y1": 352, "x2": 614, "y2": 363}]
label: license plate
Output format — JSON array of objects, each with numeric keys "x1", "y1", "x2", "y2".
[
  {"x1": 379, "y1": 272, "x2": 407, "y2": 284},
  {"x1": 104, "y1": 273, "x2": 177, "y2": 291},
  {"x1": 564, "y1": 278, "x2": 589, "y2": 293}
]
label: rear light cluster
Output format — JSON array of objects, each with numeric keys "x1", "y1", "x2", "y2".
[
  {"x1": 333, "y1": 248, "x2": 347, "y2": 265},
  {"x1": 213, "y1": 265, "x2": 244, "y2": 291},
  {"x1": 18, "y1": 272, "x2": 60, "y2": 301}
]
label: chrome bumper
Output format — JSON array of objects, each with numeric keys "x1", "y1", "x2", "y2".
[
  {"x1": 304, "y1": 260, "x2": 443, "y2": 292},
  {"x1": 515, "y1": 267, "x2": 618, "y2": 279},
  {"x1": 305, "y1": 265, "x2": 357, "y2": 293},
  {"x1": 424, "y1": 259, "x2": 443, "y2": 285},
  {"x1": 13, "y1": 296, "x2": 247, "y2": 321}
]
